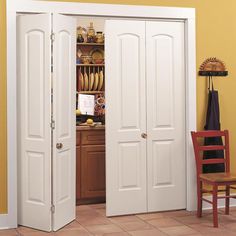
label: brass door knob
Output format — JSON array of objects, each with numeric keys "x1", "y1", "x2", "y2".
[
  {"x1": 56, "y1": 143, "x2": 63, "y2": 149},
  {"x1": 141, "y1": 133, "x2": 147, "y2": 139}
]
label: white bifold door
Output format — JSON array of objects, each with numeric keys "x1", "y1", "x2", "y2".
[
  {"x1": 17, "y1": 13, "x2": 76, "y2": 231},
  {"x1": 106, "y1": 20, "x2": 186, "y2": 216}
]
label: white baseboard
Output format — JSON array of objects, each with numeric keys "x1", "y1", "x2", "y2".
[
  {"x1": 0, "y1": 211, "x2": 17, "y2": 230},
  {"x1": 202, "y1": 195, "x2": 236, "y2": 210},
  {"x1": 0, "y1": 214, "x2": 11, "y2": 229}
]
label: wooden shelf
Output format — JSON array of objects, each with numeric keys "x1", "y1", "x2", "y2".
[
  {"x1": 199, "y1": 71, "x2": 228, "y2": 76},
  {"x1": 77, "y1": 43, "x2": 104, "y2": 46},
  {"x1": 77, "y1": 64, "x2": 105, "y2": 67},
  {"x1": 78, "y1": 91, "x2": 104, "y2": 94}
]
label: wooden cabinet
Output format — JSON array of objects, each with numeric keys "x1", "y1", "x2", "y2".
[
  {"x1": 76, "y1": 128, "x2": 105, "y2": 205},
  {"x1": 81, "y1": 145, "x2": 105, "y2": 198}
]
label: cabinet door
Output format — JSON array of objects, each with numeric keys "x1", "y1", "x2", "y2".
[
  {"x1": 81, "y1": 145, "x2": 105, "y2": 198},
  {"x1": 105, "y1": 20, "x2": 147, "y2": 216},
  {"x1": 146, "y1": 21, "x2": 186, "y2": 212}
]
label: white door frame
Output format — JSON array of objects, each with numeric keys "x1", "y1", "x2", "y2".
[{"x1": 4, "y1": 0, "x2": 196, "y2": 229}]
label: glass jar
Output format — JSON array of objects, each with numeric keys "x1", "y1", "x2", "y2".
[
  {"x1": 77, "y1": 34, "x2": 84, "y2": 43},
  {"x1": 77, "y1": 27, "x2": 84, "y2": 43},
  {"x1": 95, "y1": 32, "x2": 104, "y2": 43}
]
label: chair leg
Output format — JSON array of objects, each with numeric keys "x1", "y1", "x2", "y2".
[
  {"x1": 213, "y1": 184, "x2": 218, "y2": 227},
  {"x1": 225, "y1": 185, "x2": 230, "y2": 215},
  {"x1": 197, "y1": 180, "x2": 202, "y2": 217}
]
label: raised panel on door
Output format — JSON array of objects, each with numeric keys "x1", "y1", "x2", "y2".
[
  {"x1": 146, "y1": 21, "x2": 186, "y2": 212},
  {"x1": 81, "y1": 145, "x2": 106, "y2": 198},
  {"x1": 17, "y1": 13, "x2": 52, "y2": 231},
  {"x1": 52, "y1": 14, "x2": 76, "y2": 231},
  {"x1": 105, "y1": 20, "x2": 147, "y2": 216}
]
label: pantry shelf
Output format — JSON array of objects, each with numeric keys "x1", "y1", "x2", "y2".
[
  {"x1": 78, "y1": 91, "x2": 104, "y2": 94},
  {"x1": 77, "y1": 43, "x2": 104, "y2": 46},
  {"x1": 77, "y1": 64, "x2": 105, "y2": 67}
]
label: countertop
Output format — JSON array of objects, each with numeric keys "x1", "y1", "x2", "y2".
[{"x1": 76, "y1": 124, "x2": 105, "y2": 131}]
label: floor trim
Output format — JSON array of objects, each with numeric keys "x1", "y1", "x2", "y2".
[{"x1": 0, "y1": 214, "x2": 14, "y2": 229}]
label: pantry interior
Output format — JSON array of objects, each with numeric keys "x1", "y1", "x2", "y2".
[{"x1": 75, "y1": 16, "x2": 107, "y2": 206}]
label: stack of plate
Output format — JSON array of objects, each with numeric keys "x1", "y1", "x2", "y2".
[
  {"x1": 98, "y1": 71, "x2": 104, "y2": 91},
  {"x1": 78, "y1": 70, "x2": 104, "y2": 91}
]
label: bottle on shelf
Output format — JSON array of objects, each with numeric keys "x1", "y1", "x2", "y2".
[{"x1": 87, "y1": 22, "x2": 95, "y2": 43}]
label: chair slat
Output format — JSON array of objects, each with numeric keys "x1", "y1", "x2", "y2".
[
  {"x1": 192, "y1": 130, "x2": 226, "y2": 138},
  {"x1": 198, "y1": 145, "x2": 225, "y2": 151},
  {"x1": 201, "y1": 159, "x2": 226, "y2": 165}
]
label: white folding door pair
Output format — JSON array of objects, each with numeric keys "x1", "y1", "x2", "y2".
[{"x1": 18, "y1": 13, "x2": 186, "y2": 232}]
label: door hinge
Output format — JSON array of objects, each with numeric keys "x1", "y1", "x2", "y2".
[
  {"x1": 50, "y1": 32, "x2": 55, "y2": 42},
  {"x1": 50, "y1": 120, "x2": 55, "y2": 129},
  {"x1": 51, "y1": 205, "x2": 55, "y2": 214}
]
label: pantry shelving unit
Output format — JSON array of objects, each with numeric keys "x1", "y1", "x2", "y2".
[{"x1": 76, "y1": 42, "x2": 105, "y2": 94}]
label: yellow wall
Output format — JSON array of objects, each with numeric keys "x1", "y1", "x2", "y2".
[
  {"x1": 0, "y1": 0, "x2": 7, "y2": 214},
  {"x1": 1, "y1": 0, "x2": 236, "y2": 213}
]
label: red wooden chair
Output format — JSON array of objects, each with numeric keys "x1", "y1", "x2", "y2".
[{"x1": 191, "y1": 130, "x2": 236, "y2": 227}]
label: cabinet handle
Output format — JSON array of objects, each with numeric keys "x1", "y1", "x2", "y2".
[
  {"x1": 56, "y1": 143, "x2": 63, "y2": 149},
  {"x1": 141, "y1": 133, "x2": 147, "y2": 139}
]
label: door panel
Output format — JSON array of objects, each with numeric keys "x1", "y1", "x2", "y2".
[
  {"x1": 152, "y1": 35, "x2": 174, "y2": 128},
  {"x1": 57, "y1": 31, "x2": 72, "y2": 139},
  {"x1": 152, "y1": 141, "x2": 173, "y2": 186},
  {"x1": 27, "y1": 152, "x2": 46, "y2": 203},
  {"x1": 27, "y1": 31, "x2": 46, "y2": 139},
  {"x1": 17, "y1": 14, "x2": 52, "y2": 231},
  {"x1": 56, "y1": 149, "x2": 71, "y2": 203},
  {"x1": 118, "y1": 142, "x2": 141, "y2": 189},
  {"x1": 52, "y1": 14, "x2": 76, "y2": 231},
  {"x1": 146, "y1": 21, "x2": 186, "y2": 212},
  {"x1": 105, "y1": 20, "x2": 147, "y2": 216},
  {"x1": 81, "y1": 145, "x2": 105, "y2": 198},
  {"x1": 119, "y1": 34, "x2": 141, "y2": 129}
]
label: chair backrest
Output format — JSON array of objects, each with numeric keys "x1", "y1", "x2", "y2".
[{"x1": 191, "y1": 130, "x2": 230, "y2": 176}]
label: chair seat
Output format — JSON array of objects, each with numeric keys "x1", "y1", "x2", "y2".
[{"x1": 200, "y1": 172, "x2": 236, "y2": 183}]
